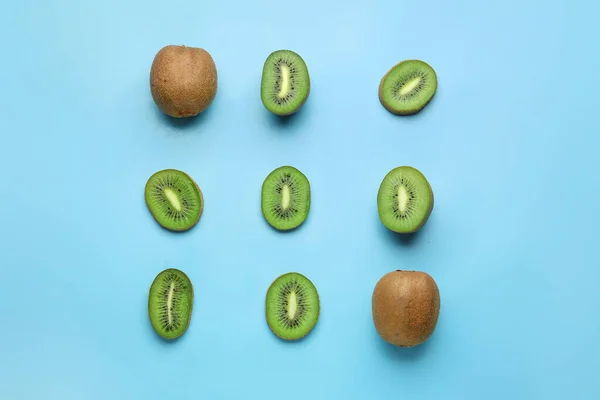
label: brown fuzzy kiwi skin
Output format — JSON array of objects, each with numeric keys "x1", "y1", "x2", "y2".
[
  {"x1": 150, "y1": 45, "x2": 218, "y2": 118},
  {"x1": 378, "y1": 60, "x2": 437, "y2": 116},
  {"x1": 144, "y1": 169, "x2": 204, "y2": 232},
  {"x1": 372, "y1": 270, "x2": 440, "y2": 347}
]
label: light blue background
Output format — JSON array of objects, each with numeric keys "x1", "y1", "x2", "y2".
[{"x1": 1, "y1": 0, "x2": 599, "y2": 399}]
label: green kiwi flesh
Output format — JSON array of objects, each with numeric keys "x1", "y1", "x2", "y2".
[
  {"x1": 260, "y1": 50, "x2": 310, "y2": 116},
  {"x1": 261, "y1": 166, "x2": 310, "y2": 231},
  {"x1": 148, "y1": 268, "x2": 194, "y2": 340},
  {"x1": 144, "y1": 169, "x2": 204, "y2": 232},
  {"x1": 266, "y1": 272, "x2": 320, "y2": 340},
  {"x1": 377, "y1": 166, "x2": 434, "y2": 233},
  {"x1": 378, "y1": 60, "x2": 437, "y2": 115}
]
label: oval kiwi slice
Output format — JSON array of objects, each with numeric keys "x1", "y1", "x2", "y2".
[
  {"x1": 261, "y1": 166, "x2": 310, "y2": 231},
  {"x1": 265, "y1": 272, "x2": 320, "y2": 341},
  {"x1": 148, "y1": 268, "x2": 194, "y2": 340},
  {"x1": 377, "y1": 166, "x2": 434, "y2": 233},
  {"x1": 144, "y1": 169, "x2": 204, "y2": 232},
  {"x1": 260, "y1": 49, "x2": 310, "y2": 116},
  {"x1": 378, "y1": 59, "x2": 437, "y2": 115}
]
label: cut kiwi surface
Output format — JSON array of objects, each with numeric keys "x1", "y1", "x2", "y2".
[
  {"x1": 260, "y1": 50, "x2": 310, "y2": 116},
  {"x1": 265, "y1": 272, "x2": 320, "y2": 341},
  {"x1": 377, "y1": 166, "x2": 434, "y2": 233},
  {"x1": 144, "y1": 169, "x2": 203, "y2": 232},
  {"x1": 261, "y1": 166, "x2": 310, "y2": 231},
  {"x1": 148, "y1": 268, "x2": 194, "y2": 340},
  {"x1": 378, "y1": 59, "x2": 437, "y2": 115}
]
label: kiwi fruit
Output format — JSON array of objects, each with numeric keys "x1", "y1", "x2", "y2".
[
  {"x1": 378, "y1": 59, "x2": 437, "y2": 115},
  {"x1": 372, "y1": 270, "x2": 440, "y2": 347},
  {"x1": 150, "y1": 44, "x2": 217, "y2": 118},
  {"x1": 144, "y1": 169, "x2": 204, "y2": 232},
  {"x1": 265, "y1": 272, "x2": 320, "y2": 340},
  {"x1": 260, "y1": 50, "x2": 310, "y2": 116},
  {"x1": 261, "y1": 166, "x2": 310, "y2": 231},
  {"x1": 148, "y1": 268, "x2": 194, "y2": 340},
  {"x1": 377, "y1": 166, "x2": 434, "y2": 233}
]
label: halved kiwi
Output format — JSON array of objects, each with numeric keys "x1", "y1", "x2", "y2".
[
  {"x1": 148, "y1": 268, "x2": 194, "y2": 340},
  {"x1": 378, "y1": 59, "x2": 437, "y2": 115},
  {"x1": 260, "y1": 50, "x2": 310, "y2": 116},
  {"x1": 144, "y1": 169, "x2": 204, "y2": 232},
  {"x1": 261, "y1": 166, "x2": 310, "y2": 231},
  {"x1": 377, "y1": 166, "x2": 434, "y2": 233},
  {"x1": 265, "y1": 272, "x2": 320, "y2": 341}
]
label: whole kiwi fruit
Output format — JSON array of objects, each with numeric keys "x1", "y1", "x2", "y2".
[
  {"x1": 150, "y1": 45, "x2": 217, "y2": 118},
  {"x1": 372, "y1": 270, "x2": 440, "y2": 347}
]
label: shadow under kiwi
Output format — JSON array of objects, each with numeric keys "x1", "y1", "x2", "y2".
[
  {"x1": 263, "y1": 100, "x2": 311, "y2": 131},
  {"x1": 269, "y1": 110, "x2": 300, "y2": 127},
  {"x1": 374, "y1": 329, "x2": 434, "y2": 362},
  {"x1": 150, "y1": 324, "x2": 192, "y2": 347},
  {"x1": 379, "y1": 217, "x2": 430, "y2": 247},
  {"x1": 153, "y1": 100, "x2": 215, "y2": 131}
]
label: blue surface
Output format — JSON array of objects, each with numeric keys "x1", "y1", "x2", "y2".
[{"x1": 1, "y1": 0, "x2": 599, "y2": 399}]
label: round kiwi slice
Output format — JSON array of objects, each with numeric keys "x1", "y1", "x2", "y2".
[
  {"x1": 378, "y1": 59, "x2": 437, "y2": 115},
  {"x1": 372, "y1": 270, "x2": 440, "y2": 347},
  {"x1": 144, "y1": 169, "x2": 204, "y2": 232},
  {"x1": 261, "y1": 166, "x2": 310, "y2": 231},
  {"x1": 265, "y1": 272, "x2": 320, "y2": 341},
  {"x1": 377, "y1": 166, "x2": 434, "y2": 233},
  {"x1": 148, "y1": 268, "x2": 194, "y2": 340},
  {"x1": 260, "y1": 50, "x2": 310, "y2": 116}
]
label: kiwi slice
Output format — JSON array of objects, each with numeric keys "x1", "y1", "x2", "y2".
[
  {"x1": 265, "y1": 272, "x2": 320, "y2": 340},
  {"x1": 148, "y1": 268, "x2": 194, "y2": 340},
  {"x1": 377, "y1": 166, "x2": 434, "y2": 233},
  {"x1": 260, "y1": 50, "x2": 310, "y2": 116},
  {"x1": 144, "y1": 169, "x2": 204, "y2": 232},
  {"x1": 378, "y1": 59, "x2": 437, "y2": 115},
  {"x1": 261, "y1": 166, "x2": 310, "y2": 231}
]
